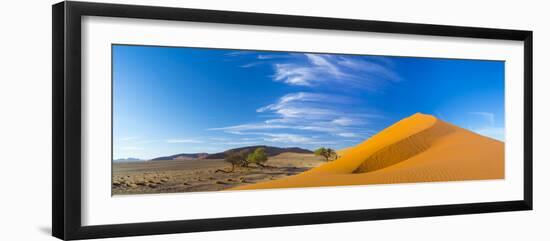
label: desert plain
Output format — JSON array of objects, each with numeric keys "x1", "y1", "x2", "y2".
[{"x1": 112, "y1": 152, "x2": 325, "y2": 195}]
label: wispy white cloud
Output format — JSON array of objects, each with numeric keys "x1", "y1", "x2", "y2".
[
  {"x1": 224, "y1": 51, "x2": 253, "y2": 57},
  {"x1": 273, "y1": 63, "x2": 317, "y2": 86},
  {"x1": 265, "y1": 53, "x2": 399, "y2": 89},
  {"x1": 257, "y1": 92, "x2": 333, "y2": 112},
  {"x1": 337, "y1": 57, "x2": 400, "y2": 81},
  {"x1": 209, "y1": 124, "x2": 290, "y2": 132},
  {"x1": 472, "y1": 127, "x2": 504, "y2": 141},
  {"x1": 262, "y1": 133, "x2": 313, "y2": 144},
  {"x1": 258, "y1": 54, "x2": 294, "y2": 60},
  {"x1": 332, "y1": 117, "x2": 355, "y2": 126},
  {"x1": 209, "y1": 91, "x2": 382, "y2": 141},
  {"x1": 256, "y1": 92, "x2": 360, "y2": 122},
  {"x1": 208, "y1": 137, "x2": 230, "y2": 141},
  {"x1": 165, "y1": 139, "x2": 204, "y2": 144},
  {"x1": 239, "y1": 137, "x2": 263, "y2": 141},
  {"x1": 467, "y1": 111, "x2": 503, "y2": 141},
  {"x1": 257, "y1": 133, "x2": 336, "y2": 145},
  {"x1": 219, "y1": 141, "x2": 258, "y2": 146},
  {"x1": 304, "y1": 54, "x2": 345, "y2": 78},
  {"x1": 240, "y1": 62, "x2": 262, "y2": 68},
  {"x1": 469, "y1": 112, "x2": 495, "y2": 125},
  {"x1": 119, "y1": 136, "x2": 139, "y2": 141},
  {"x1": 337, "y1": 132, "x2": 358, "y2": 138},
  {"x1": 209, "y1": 123, "x2": 338, "y2": 134}
]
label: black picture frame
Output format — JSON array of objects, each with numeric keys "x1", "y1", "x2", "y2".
[{"x1": 52, "y1": 1, "x2": 533, "y2": 240}]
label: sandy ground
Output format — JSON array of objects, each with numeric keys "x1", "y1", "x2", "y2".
[{"x1": 112, "y1": 153, "x2": 325, "y2": 195}]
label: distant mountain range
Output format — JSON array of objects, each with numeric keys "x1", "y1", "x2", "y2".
[
  {"x1": 113, "y1": 157, "x2": 143, "y2": 162},
  {"x1": 150, "y1": 145, "x2": 313, "y2": 161},
  {"x1": 150, "y1": 153, "x2": 209, "y2": 161}
]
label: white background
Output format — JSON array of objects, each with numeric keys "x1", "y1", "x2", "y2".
[
  {"x1": 82, "y1": 15, "x2": 524, "y2": 226},
  {"x1": 0, "y1": 0, "x2": 547, "y2": 240}
]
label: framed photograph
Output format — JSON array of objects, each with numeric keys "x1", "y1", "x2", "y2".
[{"x1": 52, "y1": 1, "x2": 533, "y2": 240}]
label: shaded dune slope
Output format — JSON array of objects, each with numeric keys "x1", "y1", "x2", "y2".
[
  {"x1": 232, "y1": 113, "x2": 504, "y2": 191},
  {"x1": 353, "y1": 118, "x2": 455, "y2": 173}
]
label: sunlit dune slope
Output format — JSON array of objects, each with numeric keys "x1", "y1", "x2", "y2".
[{"x1": 232, "y1": 113, "x2": 504, "y2": 190}]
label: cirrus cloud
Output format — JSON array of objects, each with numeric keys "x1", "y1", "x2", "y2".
[{"x1": 267, "y1": 53, "x2": 399, "y2": 89}]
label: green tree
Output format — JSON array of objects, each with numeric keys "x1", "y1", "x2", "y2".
[
  {"x1": 246, "y1": 147, "x2": 268, "y2": 167},
  {"x1": 314, "y1": 147, "x2": 338, "y2": 161}
]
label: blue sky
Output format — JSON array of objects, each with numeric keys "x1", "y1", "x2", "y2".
[{"x1": 113, "y1": 45, "x2": 504, "y2": 160}]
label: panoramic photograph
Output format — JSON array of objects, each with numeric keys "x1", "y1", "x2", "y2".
[{"x1": 112, "y1": 45, "x2": 505, "y2": 195}]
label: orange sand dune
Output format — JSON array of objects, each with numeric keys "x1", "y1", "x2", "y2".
[{"x1": 232, "y1": 113, "x2": 504, "y2": 191}]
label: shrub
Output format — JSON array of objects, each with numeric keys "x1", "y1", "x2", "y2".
[
  {"x1": 314, "y1": 147, "x2": 338, "y2": 161},
  {"x1": 246, "y1": 147, "x2": 268, "y2": 167}
]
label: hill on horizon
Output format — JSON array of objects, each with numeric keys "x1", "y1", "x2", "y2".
[
  {"x1": 150, "y1": 145, "x2": 313, "y2": 161},
  {"x1": 150, "y1": 153, "x2": 209, "y2": 161}
]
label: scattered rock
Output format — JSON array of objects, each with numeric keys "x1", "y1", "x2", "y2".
[
  {"x1": 113, "y1": 181, "x2": 121, "y2": 186},
  {"x1": 148, "y1": 183, "x2": 158, "y2": 188},
  {"x1": 216, "y1": 181, "x2": 229, "y2": 185},
  {"x1": 128, "y1": 183, "x2": 137, "y2": 188},
  {"x1": 136, "y1": 180, "x2": 146, "y2": 186},
  {"x1": 160, "y1": 178, "x2": 169, "y2": 182}
]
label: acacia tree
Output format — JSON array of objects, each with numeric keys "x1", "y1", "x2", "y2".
[
  {"x1": 314, "y1": 147, "x2": 338, "y2": 161},
  {"x1": 246, "y1": 147, "x2": 268, "y2": 167},
  {"x1": 223, "y1": 150, "x2": 248, "y2": 172}
]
